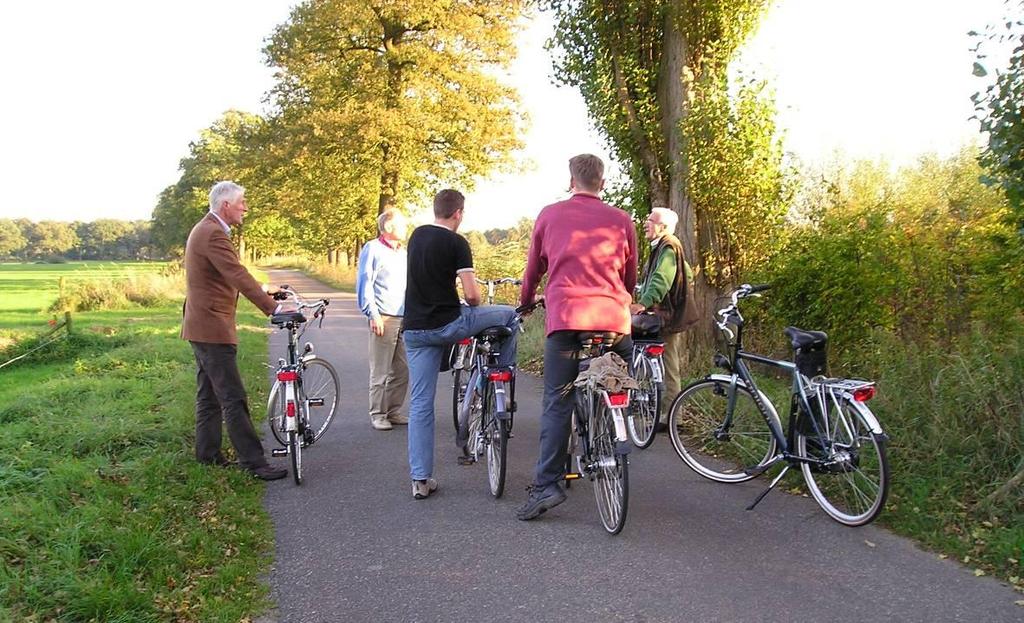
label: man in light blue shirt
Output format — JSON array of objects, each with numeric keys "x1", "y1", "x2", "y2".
[{"x1": 357, "y1": 209, "x2": 409, "y2": 431}]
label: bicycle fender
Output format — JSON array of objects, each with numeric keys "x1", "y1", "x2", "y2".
[
  {"x1": 493, "y1": 381, "x2": 512, "y2": 420},
  {"x1": 844, "y1": 397, "x2": 885, "y2": 436}
]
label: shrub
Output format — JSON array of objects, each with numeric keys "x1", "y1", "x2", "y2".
[{"x1": 48, "y1": 272, "x2": 184, "y2": 313}]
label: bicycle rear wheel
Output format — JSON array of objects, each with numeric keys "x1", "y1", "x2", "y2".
[
  {"x1": 627, "y1": 355, "x2": 660, "y2": 449},
  {"x1": 298, "y1": 357, "x2": 339, "y2": 444},
  {"x1": 483, "y1": 385, "x2": 508, "y2": 497},
  {"x1": 267, "y1": 381, "x2": 287, "y2": 447},
  {"x1": 591, "y1": 401, "x2": 628, "y2": 535},
  {"x1": 289, "y1": 430, "x2": 302, "y2": 485},
  {"x1": 668, "y1": 377, "x2": 779, "y2": 483},
  {"x1": 797, "y1": 397, "x2": 889, "y2": 526},
  {"x1": 452, "y1": 367, "x2": 465, "y2": 433}
]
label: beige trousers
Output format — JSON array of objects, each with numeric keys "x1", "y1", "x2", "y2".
[
  {"x1": 368, "y1": 315, "x2": 408, "y2": 421},
  {"x1": 661, "y1": 331, "x2": 686, "y2": 412}
]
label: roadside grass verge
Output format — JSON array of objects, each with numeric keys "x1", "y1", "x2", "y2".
[
  {"x1": 0, "y1": 303, "x2": 276, "y2": 622},
  {"x1": 259, "y1": 256, "x2": 356, "y2": 293}
]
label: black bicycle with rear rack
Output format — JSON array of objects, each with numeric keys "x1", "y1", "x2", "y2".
[
  {"x1": 450, "y1": 277, "x2": 522, "y2": 433},
  {"x1": 667, "y1": 284, "x2": 890, "y2": 526},
  {"x1": 266, "y1": 286, "x2": 339, "y2": 486},
  {"x1": 564, "y1": 332, "x2": 632, "y2": 535},
  {"x1": 455, "y1": 299, "x2": 540, "y2": 498}
]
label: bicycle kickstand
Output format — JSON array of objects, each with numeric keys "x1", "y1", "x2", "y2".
[{"x1": 745, "y1": 464, "x2": 790, "y2": 511}]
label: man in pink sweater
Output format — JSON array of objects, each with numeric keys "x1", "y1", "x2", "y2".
[{"x1": 516, "y1": 154, "x2": 638, "y2": 521}]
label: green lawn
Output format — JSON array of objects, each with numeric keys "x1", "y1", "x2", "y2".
[
  {"x1": 0, "y1": 263, "x2": 275, "y2": 621},
  {"x1": 0, "y1": 261, "x2": 170, "y2": 312}
]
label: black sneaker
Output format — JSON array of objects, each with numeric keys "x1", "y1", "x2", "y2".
[
  {"x1": 248, "y1": 465, "x2": 288, "y2": 481},
  {"x1": 515, "y1": 483, "x2": 567, "y2": 520}
]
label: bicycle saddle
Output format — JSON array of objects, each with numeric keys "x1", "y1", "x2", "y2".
[
  {"x1": 271, "y1": 311, "x2": 307, "y2": 325},
  {"x1": 783, "y1": 326, "x2": 828, "y2": 350},
  {"x1": 477, "y1": 325, "x2": 513, "y2": 340},
  {"x1": 578, "y1": 331, "x2": 621, "y2": 345}
]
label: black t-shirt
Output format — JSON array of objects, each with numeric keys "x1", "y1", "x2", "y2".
[{"x1": 403, "y1": 224, "x2": 474, "y2": 330}]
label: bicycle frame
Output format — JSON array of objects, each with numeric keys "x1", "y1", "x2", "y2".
[{"x1": 715, "y1": 296, "x2": 883, "y2": 472}]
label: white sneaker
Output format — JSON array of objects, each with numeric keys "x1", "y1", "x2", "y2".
[
  {"x1": 412, "y1": 478, "x2": 438, "y2": 499},
  {"x1": 371, "y1": 418, "x2": 393, "y2": 431},
  {"x1": 388, "y1": 414, "x2": 409, "y2": 425}
]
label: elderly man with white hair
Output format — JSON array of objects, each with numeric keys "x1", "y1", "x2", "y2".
[
  {"x1": 356, "y1": 208, "x2": 409, "y2": 431},
  {"x1": 181, "y1": 181, "x2": 290, "y2": 480},
  {"x1": 630, "y1": 207, "x2": 699, "y2": 420}
]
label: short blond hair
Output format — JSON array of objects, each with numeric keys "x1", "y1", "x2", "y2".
[{"x1": 569, "y1": 154, "x2": 604, "y2": 191}]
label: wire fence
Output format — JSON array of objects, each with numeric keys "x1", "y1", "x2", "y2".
[{"x1": 0, "y1": 311, "x2": 73, "y2": 370}]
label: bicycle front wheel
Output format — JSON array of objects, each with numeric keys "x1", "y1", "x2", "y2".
[
  {"x1": 591, "y1": 401, "x2": 629, "y2": 535},
  {"x1": 797, "y1": 398, "x2": 889, "y2": 526},
  {"x1": 627, "y1": 355, "x2": 661, "y2": 449},
  {"x1": 289, "y1": 430, "x2": 302, "y2": 485},
  {"x1": 298, "y1": 357, "x2": 339, "y2": 445},
  {"x1": 483, "y1": 385, "x2": 508, "y2": 498},
  {"x1": 668, "y1": 377, "x2": 780, "y2": 483}
]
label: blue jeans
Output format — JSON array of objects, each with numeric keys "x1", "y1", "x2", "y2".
[{"x1": 402, "y1": 305, "x2": 519, "y2": 481}]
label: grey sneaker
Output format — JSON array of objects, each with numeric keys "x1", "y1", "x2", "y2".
[
  {"x1": 515, "y1": 483, "x2": 567, "y2": 520},
  {"x1": 412, "y1": 478, "x2": 438, "y2": 499},
  {"x1": 388, "y1": 414, "x2": 409, "y2": 425},
  {"x1": 371, "y1": 418, "x2": 393, "y2": 431}
]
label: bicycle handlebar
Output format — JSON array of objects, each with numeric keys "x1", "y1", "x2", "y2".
[
  {"x1": 514, "y1": 298, "x2": 545, "y2": 316},
  {"x1": 476, "y1": 277, "x2": 522, "y2": 286}
]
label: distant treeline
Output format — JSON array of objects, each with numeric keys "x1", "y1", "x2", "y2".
[{"x1": 0, "y1": 218, "x2": 160, "y2": 261}]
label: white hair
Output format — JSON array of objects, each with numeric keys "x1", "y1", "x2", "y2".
[
  {"x1": 377, "y1": 208, "x2": 403, "y2": 234},
  {"x1": 650, "y1": 207, "x2": 678, "y2": 232},
  {"x1": 209, "y1": 181, "x2": 245, "y2": 212}
]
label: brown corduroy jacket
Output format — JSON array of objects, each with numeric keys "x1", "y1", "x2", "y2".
[{"x1": 180, "y1": 214, "x2": 277, "y2": 344}]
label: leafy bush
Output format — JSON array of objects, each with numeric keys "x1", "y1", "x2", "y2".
[
  {"x1": 48, "y1": 272, "x2": 184, "y2": 313},
  {"x1": 757, "y1": 149, "x2": 1022, "y2": 354}
]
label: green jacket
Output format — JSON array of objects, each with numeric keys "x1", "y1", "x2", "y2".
[{"x1": 637, "y1": 234, "x2": 699, "y2": 333}]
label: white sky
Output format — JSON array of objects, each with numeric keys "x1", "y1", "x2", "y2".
[{"x1": 0, "y1": 0, "x2": 1009, "y2": 230}]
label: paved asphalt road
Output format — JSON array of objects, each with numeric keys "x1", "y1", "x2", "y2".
[{"x1": 262, "y1": 270, "x2": 1022, "y2": 623}]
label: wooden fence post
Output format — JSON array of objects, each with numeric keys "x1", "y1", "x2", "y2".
[{"x1": 64, "y1": 311, "x2": 72, "y2": 334}]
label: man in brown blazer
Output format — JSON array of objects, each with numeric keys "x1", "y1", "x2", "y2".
[{"x1": 181, "y1": 180, "x2": 288, "y2": 480}]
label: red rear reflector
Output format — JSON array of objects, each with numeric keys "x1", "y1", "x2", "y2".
[
  {"x1": 488, "y1": 370, "x2": 513, "y2": 382},
  {"x1": 607, "y1": 392, "x2": 629, "y2": 407},
  {"x1": 852, "y1": 386, "x2": 876, "y2": 402},
  {"x1": 286, "y1": 401, "x2": 296, "y2": 417},
  {"x1": 277, "y1": 371, "x2": 298, "y2": 382},
  {"x1": 458, "y1": 338, "x2": 472, "y2": 345},
  {"x1": 592, "y1": 336, "x2": 603, "y2": 343},
  {"x1": 644, "y1": 345, "x2": 665, "y2": 356}
]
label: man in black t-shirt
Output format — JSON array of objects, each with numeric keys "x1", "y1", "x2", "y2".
[{"x1": 402, "y1": 189, "x2": 519, "y2": 500}]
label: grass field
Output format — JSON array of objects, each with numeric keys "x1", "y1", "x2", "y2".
[
  {"x1": 0, "y1": 261, "x2": 170, "y2": 312},
  {"x1": 0, "y1": 262, "x2": 275, "y2": 621}
]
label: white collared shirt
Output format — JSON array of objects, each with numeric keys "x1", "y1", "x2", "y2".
[{"x1": 209, "y1": 210, "x2": 231, "y2": 234}]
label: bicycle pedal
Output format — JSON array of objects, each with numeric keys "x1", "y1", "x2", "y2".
[
  {"x1": 564, "y1": 472, "x2": 582, "y2": 481},
  {"x1": 271, "y1": 447, "x2": 288, "y2": 457},
  {"x1": 457, "y1": 455, "x2": 476, "y2": 466}
]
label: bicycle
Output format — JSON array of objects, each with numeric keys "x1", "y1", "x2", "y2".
[
  {"x1": 266, "y1": 286, "x2": 340, "y2": 486},
  {"x1": 563, "y1": 332, "x2": 632, "y2": 535},
  {"x1": 667, "y1": 284, "x2": 890, "y2": 526},
  {"x1": 456, "y1": 299, "x2": 540, "y2": 498},
  {"x1": 626, "y1": 314, "x2": 665, "y2": 449},
  {"x1": 450, "y1": 277, "x2": 522, "y2": 433}
]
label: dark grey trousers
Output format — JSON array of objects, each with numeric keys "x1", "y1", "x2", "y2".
[
  {"x1": 190, "y1": 341, "x2": 267, "y2": 469},
  {"x1": 532, "y1": 330, "x2": 632, "y2": 488}
]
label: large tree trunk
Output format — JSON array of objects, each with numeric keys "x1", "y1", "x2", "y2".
[{"x1": 660, "y1": 7, "x2": 717, "y2": 359}]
